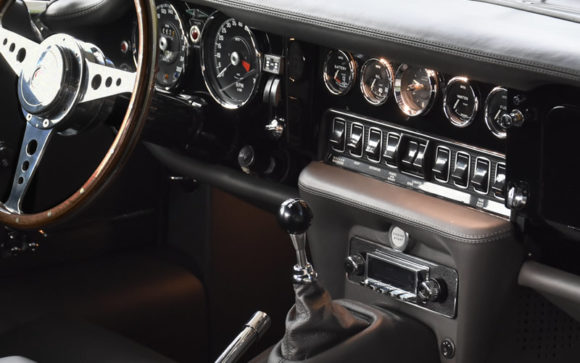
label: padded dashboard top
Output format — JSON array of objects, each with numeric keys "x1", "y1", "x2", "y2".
[{"x1": 188, "y1": 0, "x2": 580, "y2": 90}]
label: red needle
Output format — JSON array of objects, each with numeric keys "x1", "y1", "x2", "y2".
[{"x1": 242, "y1": 60, "x2": 251, "y2": 72}]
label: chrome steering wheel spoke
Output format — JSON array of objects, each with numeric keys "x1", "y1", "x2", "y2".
[
  {"x1": 0, "y1": 26, "x2": 40, "y2": 76},
  {"x1": 3, "y1": 121, "x2": 54, "y2": 214},
  {"x1": 80, "y1": 59, "x2": 136, "y2": 103}
]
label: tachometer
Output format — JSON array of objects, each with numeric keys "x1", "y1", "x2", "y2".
[
  {"x1": 359, "y1": 58, "x2": 393, "y2": 106},
  {"x1": 394, "y1": 64, "x2": 438, "y2": 117},
  {"x1": 201, "y1": 16, "x2": 262, "y2": 109},
  {"x1": 323, "y1": 50, "x2": 356, "y2": 96},
  {"x1": 156, "y1": 3, "x2": 189, "y2": 90}
]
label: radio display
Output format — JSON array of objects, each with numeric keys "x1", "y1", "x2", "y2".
[{"x1": 367, "y1": 255, "x2": 418, "y2": 292}]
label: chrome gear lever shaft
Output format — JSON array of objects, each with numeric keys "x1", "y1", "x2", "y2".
[{"x1": 278, "y1": 199, "x2": 318, "y2": 284}]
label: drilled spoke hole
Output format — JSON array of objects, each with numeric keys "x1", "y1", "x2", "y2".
[
  {"x1": 26, "y1": 140, "x2": 38, "y2": 156},
  {"x1": 16, "y1": 48, "x2": 26, "y2": 63},
  {"x1": 17, "y1": 176, "x2": 23, "y2": 185},
  {"x1": 105, "y1": 77, "x2": 112, "y2": 87},
  {"x1": 91, "y1": 75, "x2": 102, "y2": 90},
  {"x1": 9, "y1": 43, "x2": 15, "y2": 52},
  {"x1": 116, "y1": 78, "x2": 122, "y2": 87},
  {"x1": 2, "y1": 38, "x2": 7, "y2": 46},
  {"x1": 22, "y1": 161, "x2": 29, "y2": 171}
]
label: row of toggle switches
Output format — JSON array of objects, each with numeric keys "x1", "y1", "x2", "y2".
[{"x1": 330, "y1": 117, "x2": 506, "y2": 199}]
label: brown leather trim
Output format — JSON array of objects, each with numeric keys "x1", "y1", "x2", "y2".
[
  {"x1": 298, "y1": 162, "x2": 512, "y2": 243},
  {"x1": 0, "y1": 0, "x2": 157, "y2": 229}
]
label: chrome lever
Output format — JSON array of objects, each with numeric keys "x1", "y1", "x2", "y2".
[{"x1": 214, "y1": 311, "x2": 271, "y2": 363}]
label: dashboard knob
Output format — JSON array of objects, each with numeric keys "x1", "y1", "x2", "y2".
[
  {"x1": 499, "y1": 109, "x2": 525, "y2": 129},
  {"x1": 345, "y1": 254, "x2": 365, "y2": 275},
  {"x1": 265, "y1": 118, "x2": 285, "y2": 140},
  {"x1": 277, "y1": 198, "x2": 313, "y2": 235},
  {"x1": 238, "y1": 145, "x2": 275, "y2": 176},
  {"x1": 417, "y1": 279, "x2": 443, "y2": 303},
  {"x1": 506, "y1": 184, "x2": 528, "y2": 210}
]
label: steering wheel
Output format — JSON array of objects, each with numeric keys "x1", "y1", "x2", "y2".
[{"x1": 0, "y1": 0, "x2": 157, "y2": 229}]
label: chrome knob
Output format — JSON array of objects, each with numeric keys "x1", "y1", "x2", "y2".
[
  {"x1": 345, "y1": 254, "x2": 365, "y2": 275},
  {"x1": 506, "y1": 185, "x2": 528, "y2": 210},
  {"x1": 417, "y1": 279, "x2": 442, "y2": 303},
  {"x1": 278, "y1": 199, "x2": 317, "y2": 284},
  {"x1": 499, "y1": 109, "x2": 525, "y2": 129}
]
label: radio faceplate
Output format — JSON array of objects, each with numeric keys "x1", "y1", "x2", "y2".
[{"x1": 347, "y1": 237, "x2": 458, "y2": 318}]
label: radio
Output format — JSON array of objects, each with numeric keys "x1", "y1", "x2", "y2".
[{"x1": 346, "y1": 237, "x2": 458, "y2": 318}]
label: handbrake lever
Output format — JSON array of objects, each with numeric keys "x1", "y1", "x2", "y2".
[{"x1": 215, "y1": 311, "x2": 271, "y2": 363}]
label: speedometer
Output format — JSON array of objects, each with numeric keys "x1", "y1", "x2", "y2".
[
  {"x1": 156, "y1": 3, "x2": 188, "y2": 90},
  {"x1": 201, "y1": 16, "x2": 262, "y2": 109}
]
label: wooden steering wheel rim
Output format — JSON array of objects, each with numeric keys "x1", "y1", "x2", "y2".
[{"x1": 0, "y1": 0, "x2": 158, "y2": 229}]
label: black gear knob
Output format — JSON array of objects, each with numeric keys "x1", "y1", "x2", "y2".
[{"x1": 278, "y1": 198, "x2": 313, "y2": 235}]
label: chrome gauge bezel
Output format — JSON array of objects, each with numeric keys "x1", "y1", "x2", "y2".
[
  {"x1": 359, "y1": 58, "x2": 393, "y2": 106},
  {"x1": 394, "y1": 64, "x2": 439, "y2": 117},
  {"x1": 200, "y1": 14, "x2": 263, "y2": 110},
  {"x1": 155, "y1": 2, "x2": 190, "y2": 92},
  {"x1": 484, "y1": 86, "x2": 508, "y2": 139},
  {"x1": 443, "y1": 76, "x2": 479, "y2": 128},
  {"x1": 323, "y1": 50, "x2": 357, "y2": 96}
]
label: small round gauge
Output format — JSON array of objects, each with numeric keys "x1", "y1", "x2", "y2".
[
  {"x1": 359, "y1": 58, "x2": 393, "y2": 106},
  {"x1": 201, "y1": 17, "x2": 262, "y2": 109},
  {"x1": 394, "y1": 64, "x2": 438, "y2": 117},
  {"x1": 323, "y1": 50, "x2": 356, "y2": 96},
  {"x1": 484, "y1": 87, "x2": 508, "y2": 139},
  {"x1": 156, "y1": 3, "x2": 188, "y2": 90},
  {"x1": 443, "y1": 77, "x2": 479, "y2": 127}
]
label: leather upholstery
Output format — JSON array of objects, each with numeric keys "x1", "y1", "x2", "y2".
[
  {"x1": 298, "y1": 162, "x2": 512, "y2": 243},
  {"x1": 41, "y1": 0, "x2": 131, "y2": 29},
  {"x1": 0, "y1": 317, "x2": 175, "y2": 363},
  {"x1": 191, "y1": 0, "x2": 580, "y2": 90},
  {"x1": 298, "y1": 162, "x2": 524, "y2": 363}
]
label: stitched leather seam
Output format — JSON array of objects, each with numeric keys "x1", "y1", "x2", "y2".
[
  {"x1": 299, "y1": 182, "x2": 513, "y2": 244},
  {"x1": 207, "y1": 0, "x2": 580, "y2": 81}
]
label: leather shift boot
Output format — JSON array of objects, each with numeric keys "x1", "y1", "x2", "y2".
[{"x1": 280, "y1": 281, "x2": 367, "y2": 361}]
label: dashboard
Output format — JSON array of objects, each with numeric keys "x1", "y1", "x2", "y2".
[
  {"x1": 130, "y1": 0, "x2": 580, "y2": 244},
  {"x1": 140, "y1": 1, "x2": 519, "y2": 220}
]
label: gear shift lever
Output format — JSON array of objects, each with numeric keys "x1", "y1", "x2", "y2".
[
  {"x1": 274, "y1": 198, "x2": 366, "y2": 361},
  {"x1": 278, "y1": 199, "x2": 318, "y2": 284}
]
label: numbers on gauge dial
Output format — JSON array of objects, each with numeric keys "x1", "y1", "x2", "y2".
[
  {"x1": 212, "y1": 19, "x2": 260, "y2": 106},
  {"x1": 155, "y1": 3, "x2": 188, "y2": 90}
]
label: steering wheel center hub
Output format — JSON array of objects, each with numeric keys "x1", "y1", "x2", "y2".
[{"x1": 17, "y1": 34, "x2": 86, "y2": 129}]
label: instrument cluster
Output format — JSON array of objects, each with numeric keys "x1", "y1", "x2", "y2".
[
  {"x1": 322, "y1": 49, "x2": 510, "y2": 141},
  {"x1": 143, "y1": 1, "x2": 278, "y2": 113}
]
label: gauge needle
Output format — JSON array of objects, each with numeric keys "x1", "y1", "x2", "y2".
[
  {"x1": 334, "y1": 70, "x2": 341, "y2": 84},
  {"x1": 494, "y1": 109, "x2": 502, "y2": 120},
  {"x1": 242, "y1": 60, "x2": 251, "y2": 72},
  {"x1": 407, "y1": 80, "x2": 425, "y2": 92},
  {"x1": 453, "y1": 99, "x2": 460, "y2": 110},
  {"x1": 219, "y1": 69, "x2": 258, "y2": 91},
  {"x1": 217, "y1": 64, "x2": 232, "y2": 78}
]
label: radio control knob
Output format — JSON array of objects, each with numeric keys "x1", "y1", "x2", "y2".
[
  {"x1": 345, "y1": 254, "x2": 365, "y2": 276},
  {"x1": 417, "y1": 279, "x2": 442, "y2": 303}
]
